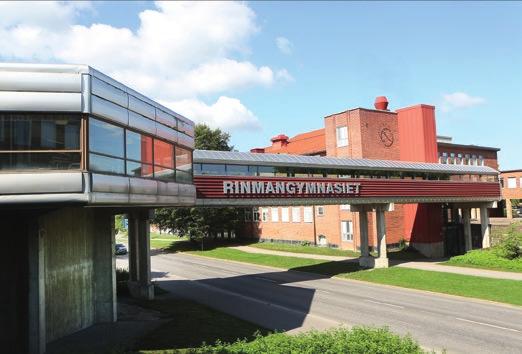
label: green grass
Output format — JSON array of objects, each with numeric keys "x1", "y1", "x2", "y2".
[
  {"x1": 443, "y1": 248, "x2": 522, "y2": 273},
  {"x1": 251, "y1": 242, "x2": 360, "y2": 257},
  {"x1": 168, "y1": 241, "x2": 522, "y2": 307},
  {"x1": 134, "y1": 297, "x2": 270, "y2": 353}
]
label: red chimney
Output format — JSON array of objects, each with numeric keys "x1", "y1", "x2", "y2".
[
  {"x1": 250, "y1": 148, "x2": 265, "y2": 153},
  {"x1": 374, "y1": 96, "x2": 389, "y2": 111},
  {"x1": 270, "y1": 134, "x2": 289, "y2": 149}
]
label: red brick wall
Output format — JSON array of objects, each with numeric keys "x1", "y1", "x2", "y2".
[{"x1": 437, "y1": 145, "x2": 498, "y2": 170}]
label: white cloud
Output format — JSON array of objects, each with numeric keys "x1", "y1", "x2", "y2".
[
  {"x1": 0, "y1": 1, "x2": 290, "y2": 131},
  {"x1": 165, "y1": 96, "x2": 261, "y2": 131},
  {"x1": 276, "y1": 36, "x2": 293, "y2": 55},
  {"x1": 441, "y1": 92, "x2": 485, "y2": 112}
]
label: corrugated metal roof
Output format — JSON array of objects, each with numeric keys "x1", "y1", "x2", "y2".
[{"x1": 193, "y1": 150, "x2": 499, "y2": 175}]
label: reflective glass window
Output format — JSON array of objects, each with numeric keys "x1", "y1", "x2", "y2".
[
  {"x1": 176, "y1": 147, "x2": 192, "y2": 172},
  {"x1": 154, "y1": 166, "x2": 175, "y2": 181},
  {"x1": 0, "y1": 152, "x2": 80, "y2": 170},
  {"x1": 89, "y1": 153, "x2": 125, "y2": 174},
  {"x1": 126, "y1": 130, "x2": 153, "y2": 164},
  {"x1": 126, "y1": 161, "x2": 153, "y2": 178},
  {"x1": 176, "y1": 170, "x2": 192, "y2": 183},
  {"x1": 89, "y1": 118, "x2": 124, "y2": 158},
  {"x1": 257, "y1": 165, "x2": 275, "y2": 176},
  {"x1": 154, "y1": 139, "x2": 174, "y2": 168},
  {"x1": 227, "y1": 164, "x2": 249, "y2": 176},
  {"x1": 0, "y1": 113, "x2": 80, "y2": 150},
  {"x1": 201, "y1": 164, "x2": 226, "y2": 175}
]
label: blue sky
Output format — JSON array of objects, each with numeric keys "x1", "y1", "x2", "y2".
[{"x1": 1, "y1": 1, "x2": 520, "y2": 169}]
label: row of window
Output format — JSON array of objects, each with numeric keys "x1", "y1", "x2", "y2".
[
  {"x1": 194, "y1": 163, "x2": 456, "y2": 180},
  {"x1": 89, "y1": 118, "x2": 193, "y2": 183},
  {"x1": 245, "y1": 207, "x2": 354, "y2": 242},
  {"x1": 439, "y1": 152, "x2": 485, "y2": 166},
  {"x1": 505, "y1": 177, "x2": 522, "y2": 189}
]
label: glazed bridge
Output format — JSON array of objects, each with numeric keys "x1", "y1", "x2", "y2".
[{"x1": 193, "y1": 150, "x2": 501, "y2": 207}]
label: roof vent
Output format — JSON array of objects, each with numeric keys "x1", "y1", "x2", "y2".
[
  {"x1": 250, "y1": 148, "x2": 265, "y2": 153},
  {"x1": 374, "y1": 96, "x2": 389, "y2": 111},
  {"x1": 271, "y1": 134, "x2": 289, "y2": 143}
]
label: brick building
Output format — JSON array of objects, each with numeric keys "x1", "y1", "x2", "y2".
[
  {"x1": 501, "y1": 169, "x2": 522, "y2": 218},
  {"x1": 243, "y1": 97, "x2": 501, "y2": 257}
]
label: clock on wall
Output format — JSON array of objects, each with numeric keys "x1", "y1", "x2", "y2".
[{"x1": 379, "y1": 126, "x2": 394, "y2": 147}]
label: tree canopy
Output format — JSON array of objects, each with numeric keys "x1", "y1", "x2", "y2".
[{"x1": 153, "y1": 124, "x2": 243, "y2": 240}]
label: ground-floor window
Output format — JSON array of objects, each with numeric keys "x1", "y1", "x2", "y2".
[
  {"x1": 303, "y1": 207, "x2": 313, "y2": 223},
  {"x1": 341, "y1": 220, "x2": 353, "y2": 242},
  {"x1": 292, "y1": 207, "x2": 301, "y2": 223},
  {"x1": 281, "y1": 207, "x2": 290, "y2": 222},
  {"x1": 253, "y1": 208, "x2": 260, "y2": 222},
  {"x1": 271, "y1": 207, "x2": 279, "y2": 222},
  {"x1": 261, "y1": 208, "x2": 269, "y2": 222}
]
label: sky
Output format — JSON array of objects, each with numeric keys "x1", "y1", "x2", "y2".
[{"x1": 0, "y1": 1, "x2": 520, "y2": 169}]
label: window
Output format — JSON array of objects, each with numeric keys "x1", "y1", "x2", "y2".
[
  {"x1": 89, "y1": 118, "x2": 125, "y2": 174},
  {"x1": 303, "y1": 207, "x2": 313, "y2": 223},
  {"x1": 253, "y1": 208, "x2": 260, "y2": 222},
  {"x1": 464, "y1": 154, "x2": 470, "y2": 165},
  {"x1": 317, "y1": 206, "x2": 325, "y2": 216},
  {"x1": 271, "y1": 208, "x2": 279, "y2": 222},
  {"x1": 201, "y1": 163, "x2": 226, "y2": 175},
  {"x1": 126, "y1": 130, "x2": 153, "y2": 178},
  {"x1": 336, "y1": 126, "x2": 348, "y2": 147},
  {"x1": 153, "y1": 139, "x2": 175, "y2": 181},
  {"x1": 449, "y1": 153, "x2": 455, "y2": 165},
  {"x1": 257, "y1": 165, "x2": 275, "y2": 176},
  {"x1": 478, "y1": 155, "x2": 484, "y2": 166},
  {"x1": 340, "y1": 204, "x2": 351, "y2": 211},
  {"x1": 227, "y1": 164, "x2": 250, "y2": 176},
  {"x1": 244, "y1": 209, "x2": 252, "y2": 222},
  {"x1": 261, "y1": 208, "x2": 269, "y2": 222},
  {"x1": 508, "y1": 177, "x2": 517, "y2": 189},
  {"x1": 281, "y1": 208, "x2": 290, "y2": 222},
  {"x1": 176, "y1": 146, "x2": 193, "y2": 183},
  {"x1": 441, "y1": 152, "x2": 448, "y2": 164},
  {"x1": 471, "y1": 155, "x2": 477, "y2": 166},
  {"x1": 456, "y1": 153, "x2": 462, "y2": 165},
  {"x1": 292, "y1": 207, "x2": 301, "y2": 222},
  {"x1": 520, "y1": 177, "x2": 522, "y2": 189},
  {"x1": 341, "y1": 221, "x2": 353, "y2": 242}
]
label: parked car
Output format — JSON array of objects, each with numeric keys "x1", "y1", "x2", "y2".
[{"x1": 115, "y1": 243, "x2": 128, "y2": 255}]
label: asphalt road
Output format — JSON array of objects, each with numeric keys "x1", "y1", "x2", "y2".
[{"x1": 121, "y1": 253, "x2": 522, "y2": 353}]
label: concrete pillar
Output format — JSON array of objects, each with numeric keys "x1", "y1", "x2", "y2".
[
  {"x1": 506, "y1": 199, "x2": 513, "y2": 219},
  {"x1": 462, "y1": 207, "x2": 472, "y2": 252},
  {"x1": 357, "y1": 207, "x2": 373, "y2": 268},
  {"x1": 93, "y1": 211, "x2": 117, "y2": 323},
  {"x1": 28, "y1": 219, "x2": 45, "y2": 354},
  {"x1": 480, "y1": 204, "x2": 491, "y2": 249},
  {"x1": 127, "y1": 214, "x2": 138, "y2": 282},
  {"x1": 375, "y1": 206, "x2": 389, "y2": 268},
  {"x1": 128, "y1": 210, "x2": 154, "y2": 300}
]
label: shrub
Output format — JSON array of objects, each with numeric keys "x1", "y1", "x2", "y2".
[
  {"x1": 190, "y1": 327, "x2": 425, "y2": 354},
  {"x1": 300, "y1": 240, "x2": 312, "y2": 247},
  {"x1": 495, "y1": 234, "x2": 521, "y2": 260}
]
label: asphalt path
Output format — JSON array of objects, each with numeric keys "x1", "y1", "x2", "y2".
[{"x1": 119, "y1": 253, "x2": 522, "y2": 353}]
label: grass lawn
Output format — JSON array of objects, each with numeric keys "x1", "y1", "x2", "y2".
[
  {"x1": 251, "y1": 242, "x2": 360, "y2": 257},
  {"x1": 167, "y1": 241, "x2": 522, "y2": 307},
  {"x1": 133, "y1": 297, "x2": 270, "y2": 353},
  {"x1": 443, "y1": 248, "x2": 522, "y2": 273}
]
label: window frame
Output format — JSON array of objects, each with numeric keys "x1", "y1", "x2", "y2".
[
  {"x1": 341, "y1": 220, "x2": 354, "y2": 242},
  {"x1": 336, "y1": 126, "x2": 349, "y2": 147}
]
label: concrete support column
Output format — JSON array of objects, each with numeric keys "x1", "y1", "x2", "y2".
[
  {"x1": 93, "y1": 211, "x2": 117, "y2": 323},
  {"x1": 375, "y1": 205, "x2": 389, "y2": 268},
  {"x1": 127, "y1": 214, "x2": 138, "y2": 282},
  {"x1": 480, "y1": 204, "x2": 491, "y2": 249},
  {"x1": 462, "y1": 207, "x2": 472, "y2": 252},
  {"x1": 506, "y1": 199, "x2": 513, "y2": 219},
  {"x1": 28, "y1": 220, "x2": 45, "y2": 354},
  {"x1": 356, "y1": 207, "x2": 373, "y2": 268},
  {"x1": 128, "y1": 210, "x2": 154, "y2": 300}
]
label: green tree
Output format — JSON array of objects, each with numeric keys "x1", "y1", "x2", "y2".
[{"x1": 153, "y1": 124, "x2": 243, "y2": 243}]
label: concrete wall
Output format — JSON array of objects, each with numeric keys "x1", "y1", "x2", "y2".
[{"x1": 40, "y1": 207, "x2": 116, "y2": 343}]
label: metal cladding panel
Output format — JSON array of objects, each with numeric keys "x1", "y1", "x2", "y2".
[
  {"x1": 179, "y1": 184, "x2": 196, "y2": 197},
  {"x1": 0, "y1": 91, "x2": 81, "y2": 112},
  {"x1": 129, "y1": 95, "x2": 156, "y2": 120},
  {"x1": 91, "y1": 173, "x2": 129, "y2": 194},
  {"x1": 178, "y1": 132, "x2": 195, "y2": 149},
  {"x1": 129, "y1": 178, "x2": 158, "y2": 195},
  {"x1": 91, "y1": 95, "x2": 129, "y2": 126},
  {"x1": 194, "y1": 176, "x2": 501, "y2": 201},
  {"x1": 155, "y1": 108, "x2": 177, "y2": 128},
  {"x1": 90, "y1": 192, "x2": 129, "y2": 204},
  {"x1": 0, "y1": 193, "x2": 88, "y2": 204},
  {"x1": 0, "y1": 72, "x2": 81, "y2": 93},
  {"x1": 178, "y1": 120, "x2": 195, "y2": 137},
  {"x1": 91, "y1": 77, "x2": 128, "y2": 108},
  {"x1": 157, "y1": 181, "x2": 180, "y2": 196},
  {"x1": 0, "y1": 172, "x2": 84, "y2": 195},
  {"x1": 128, "y1": 111, "x2": 156, "y2": 135},
  {"x1": 155, "y1": 123, "x2": 178, "y2": 143},
  {"x1": 129, "y1": 194, "x2": 158, "y2": 204},
  {"x1": 157, "y1": 195, "x2": 181, "y2": 204}
]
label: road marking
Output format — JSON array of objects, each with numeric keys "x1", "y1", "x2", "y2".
[
  {"x1": 365, "y1": 299, "x2": 405, "y2": 309},
  {"x1": 455, "y1": 317, "x2": 520, "y2": 333},
  {"x1": 252, "y1": 276, "x2": 277, "y2": 283}
]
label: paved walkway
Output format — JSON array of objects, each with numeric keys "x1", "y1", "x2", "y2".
[{"x1": 233, "y1": 245, "x2": 522, "y2": 281}]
